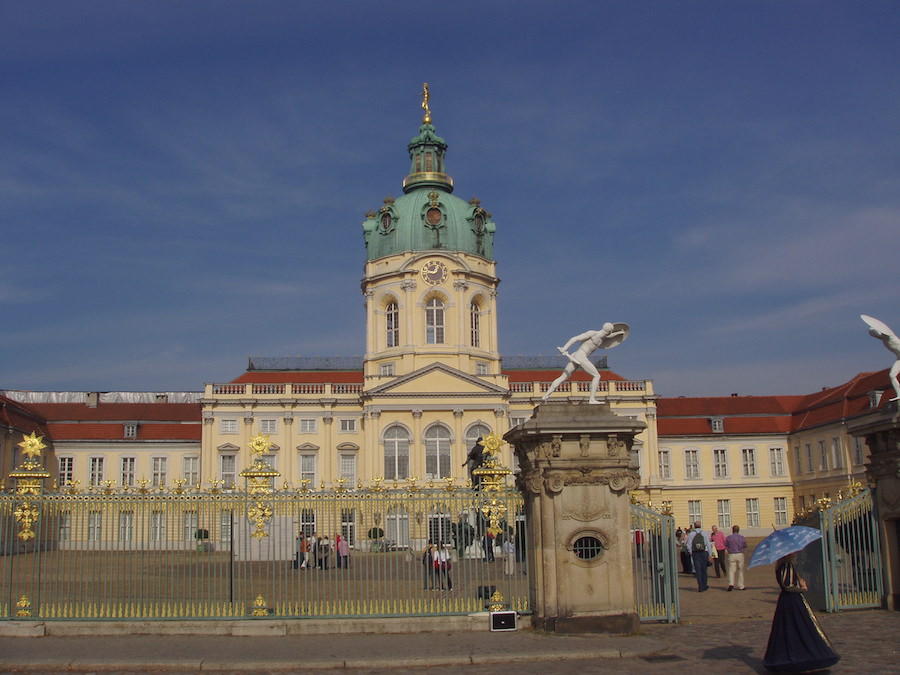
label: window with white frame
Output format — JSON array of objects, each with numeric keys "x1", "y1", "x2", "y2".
[
  {"x1": 831, "y1": 437, "x2": 843, "y2": 469},
  {"x1": 341, "y1": 508, "x2": 356, "y2": 546},
  {"x1": 741, "y1": 448, "x2": 758, "y2": 477},
  {"x1": 774, "y1": 497, "x2": 788, "y2": 526},
  {"x1": 386, "y1": 301, "x2": 399, "y2": 348},
  {"x1": 713, "y1": 448, "x2": 729, "y2": 478},
  {"x1": 805, "y1": 444, "x2": 814, "y2": 472},
  {"x1": 151, "y1": 457, "x2": 168, "y2": 487},
  {"x1": 746, "y1": 498, "x2": 760, "y2": 527},
  {"x1": 58, "y1": 457, "x2": 74, "y2": 487},
  {"x1": 685, "y1": 449, "x2": 700, "y2": 479},
  {"x1": 182, "y1": 456, "x2": 200, "y2": 486},
  {"x1": 183, "y1": 511, "x2": 198, "y2": 541},
  {"x1": 299, "y1": 419, "x2": 317, "y2": 433},
  {"x1": 425, "y1": 297, "x2": 445, "y2": 344},
  {"x1": 509, "y1": 417, "x2": 527, "y2": 429},
  {"x1": 220, "y1": 509, "x2": 233, "y2": 541},
  {"x1": 259, "y1": 454, "x2": 277, "y2": 470},
  {"x1": 340, "y1": 453, "x2": 357, "y2": 483},
  {"x1": 150, "y1": 511, "x2": 166, "y2": 542},
  {"x1": 299, "y1": 453, "x2": 317, "y2": 485},
  {"x1": 384, "y1": 425, "x2": 410, "y2": 480},
  {"x1": 466, "y1": 424, "x2": 491, "y2": 449},
  {"x1": 425, "y1": 424, "x2": 452, "y2": 479},
  {"x1": 658, "y1": 448, "x2": 672, "y2": 480},
  {"x1": 339, "y1": 419, "x2": 357, "y2": 433},
  {"x1": 380, "y1": 362, "x2": 395, "y2": 377},
  {"x1": 299, "y1": 508, "x2": 316, "y2": 537},
  {"x1": 710, "y1": 417, "x2": 724, "y2": 433},
  {"x1": 470, "y1": 301, "x2": 481, "y2": 348},
  {"x1": 688, "y1": 500, "x2": 702, "y2": 524},
  {"x1": 717, "y1": 499, "x2": 732, "y2": 528},
  {"x1": 853, "y1": 437, "x2": 865, "y2": 465},
  {"x1": 475, "y1": 362, "x2": 488, "y2": 376},
  {"x1": 124, "y1": 423, "x2": 138, "y2": 439},
  {"x1": 220, "y1": 419, "x2": 238, "y2": 434},
  {"x1": 118, "y1": 511, "x2": 134, "y2": 542},
  {"x1": 259, "y1": 419, "x2": 277, "y2": 434},
  {"x1": 87, "y1": 510, "x2": 102, "y2": 542},
  {"x1": 818, "y1": 440, "x2": 828, "y2": 471},
  {"x1": 58, "y1": 510, "x2": 72, "y2": 541},
  {"x1": 89, "y1": 457, "x2": 105, "y2": 486},
  {"x1": 769, "y1": 447, "x2": 786, "y2": 477},
  {"x1": 120, "y1": 457, "x2": 136, "y2": 487},
  {"x1": 220, "y1": 454, "x2": 237, "y2": 487},
  {"x1": 794, "y1": 445, "x2": 802, "y2": 474}
]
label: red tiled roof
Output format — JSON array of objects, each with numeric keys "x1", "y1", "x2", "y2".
[
  {"x1": 0, "y1": 394, "x2": 49, "y2": 437},
  {"x1": 46, "y1": 422, "x2": 201, "y2": 442},
  {"x1": 231, "y1": 371, "x2": 364, "y2": 384},
  {"x1": 657, "y1": 396, "x2": 804, "y2": 417},
  {"x1": 27, "y1": 402, "x2": 201, "y2": 423}
]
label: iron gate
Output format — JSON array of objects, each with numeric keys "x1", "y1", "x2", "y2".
[{"x1": 630, "y1": 502, "x2": 679, "y2": 622}]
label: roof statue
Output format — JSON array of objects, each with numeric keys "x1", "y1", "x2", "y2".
[
  {"x1": 421, "y1": 82, "x2": 431, "y2": 124},
  {"x1": 861, "y1": 314, "x2": 900, "y2": 401},
  {"x1": 542, "y1": 322, "x2": 630, "y2": 404}
]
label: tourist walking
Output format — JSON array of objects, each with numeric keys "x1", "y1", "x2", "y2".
[
  {"x1": 710, "y1": 525, "x2": 727, "y2": 578},
  {"x1": 725, "y1": 524, "x2": 747, "y2": 590},
  {"x1": 685, "y1": 521, "x2": 711, "y2": 592}
]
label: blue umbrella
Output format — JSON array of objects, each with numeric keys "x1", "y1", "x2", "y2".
[{"x1": 748, "y1": 526, "x2": 823, "y2": 568}]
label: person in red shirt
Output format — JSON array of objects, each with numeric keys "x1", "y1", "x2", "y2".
[{"x1": 710, "y1": 525, "x2": 728, "y2": 579}]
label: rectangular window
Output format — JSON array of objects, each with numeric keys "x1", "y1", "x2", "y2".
[
  {"x1": 120, "y1": 457, "x2": 136, "y2": 487},
  {"x1": 717, "y1": 499, "x2": 732, "y2": 528},
  {"x1": 259, "y1": 419, "x2": 277, "y2": 434},
  {"x1": 58, "y1": 457, "x2": 74, "y2": 487},
  {"x1": 794, "y1": 445, "x2": 802, "y2": 474},
  {"x1": 774, "y1": 497, "x2": 788, "y2": 526},
  {"x1": 819, "y1": 440, "x2": 828, "y2": 471},
  {"x1": 151, "y1": 457, "x2": 168, "y2": 487},
  {"x1": 685, "y1": 449, "x2": 700, "y2": 479},
  {"x1": 769, "y1": 447, "x2": 785, "y2": 477},
  {"x1": 299, "y1": 419, "x2": 317, "y2": 433},
  {"x1": 118, "y1": 511, "x2": 134, "y2": 542},
  {"x1": 713, "y1": 448, "x2": 728, "y2": 478},
  {"x1": 182, "y1": 456, "x2": 200, "y2": 486},
  {"x1": 380, "y1": 363, "x2": 395, "y2": 377},
  {"x1": 341, "y1": 508, "x2": 356, "y2": 547},
  {"x1": 746, "y1": 498, "x2": 760, "y2": 527},
  {"x1": 220, "y1": 419, "x2": 238, "y2": 434},
  {"x1": 220, "y1": 454, "x2": 237, "y2": 488},
  {"x1": 509, "y1": 417, "x2": 527, "y2": 429},
  {"x1": 741, "y1": 448, "x2": 758, "y2": 477},
  {"x1": 124, "y1": 423, "x2": 138, "y2": 439},
  {"x1": 299, "y1": 454, "x2": 317, "y2": 486},
  {"x1": 475, "y1": 362, "x2": 488, "y2": 376},
  {"x1": 805, "y1": 444, "x2": 814, "y2": 472},
  {"x1": 831, "y1": 437, "x2": 843, "y2": 470},
  {"x1": 220, "y1": 509, "x2": 233, "y2": 542},
  {"x1": 853, "y1": 437, "x2": 865, "y2": 465},
  {"x1": 339, "y1": 419, "x2": 357, "y2": 433},
  {"x1": 87, "y1": 510, "x2": 102, "y2": 542},
  {"x1": 299, "y1": 509, "x2": 316, "y2": 537},
  {"x1": 58, "y1": 510, "x2": 72, "y2": 542},
  {"x1": 658, "y1": 448, "x2": 671, "y2": 480},
  {"x1": 89, "y1": 457, "x2": 105, "y2": 486},
  {"x1": 688, "y1": 500, "x2": 702, "y2": 524},
  {"x1": 183, "y1": 511, "x2": 198, "y2": 541},
  {"x1": 150, "y1": 511, "x2": 166, "y2": 542},
  {"x1": 710, "y1": 417, "x2": 724, "y2": 433},
  {"x1": 340, "y1": 454, "x2": 357, "y2": 483}
]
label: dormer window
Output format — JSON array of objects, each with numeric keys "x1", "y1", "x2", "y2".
[
  {"x1": 710, "y1": 417, "x2": 724, "y2": 433},
  {"x1": 124, "y1": 423, "x2": 138, "y2": 439},
  {"x1": 869, "y1": 391, "x2": 883, "y2": 408}
]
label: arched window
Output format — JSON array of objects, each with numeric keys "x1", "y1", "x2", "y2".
[
  {"x1": 425, "y1": 425, "x2": 452, "y2": 479},
  {"x1": 386, "y1": 301, "x2": 399, "y2": 348},
  {"x1": 426, "y1": 297, "x2": 444, "y2": 344},
  {"x1": 465, "y1": 424, "x2": 491, "y2": 451},
  {"x1": 470, "y1": 301, "x2": 481, "y2": 348},
  {"x1": 384, "y1": 425, "x2": 410, "y2": 480}
]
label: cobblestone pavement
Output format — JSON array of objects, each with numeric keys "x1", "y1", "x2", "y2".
[{"x1": 2, "y1": 560, "x2": 898, "y2": 673}]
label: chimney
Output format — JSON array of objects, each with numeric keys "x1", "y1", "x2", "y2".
[
  {"x1": 155, "y1": 394, "x2": 169, "y2": 403},
  {"x1": 86, "y1": 392, "x2": 99, "y2": 408}
]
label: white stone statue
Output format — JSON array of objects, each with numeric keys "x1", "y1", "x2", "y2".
[
  {"x1": 862, "y1": 315, "x2": 900, "y2": 402},
  {"x1": 542, "y1": 322, "x2": 630, "y2": 404}
]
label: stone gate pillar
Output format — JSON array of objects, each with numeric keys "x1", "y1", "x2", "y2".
[{"x1": 504, "y1": 401, "x2": 645, "y2": 633}]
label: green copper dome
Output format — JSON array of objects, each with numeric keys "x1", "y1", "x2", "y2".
[{"x1": 363, "y1": 120, "x2": 496, "y2": 262}]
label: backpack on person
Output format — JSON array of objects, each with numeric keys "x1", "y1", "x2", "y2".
[{"x1": 693, "y1": 532, "x2": 707, "y2": 552}]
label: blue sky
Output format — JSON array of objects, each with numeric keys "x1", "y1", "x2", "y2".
[{"x1": 2, "y1": 1, "x2": 899, "y2": 397}]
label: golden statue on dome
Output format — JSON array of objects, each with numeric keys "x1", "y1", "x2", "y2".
[{"x1": 421, "y1": 82, "x2": 432, "y2": 124}]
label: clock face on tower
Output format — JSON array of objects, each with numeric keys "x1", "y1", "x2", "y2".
[{"x1": 421, "y1": 260, "x2": 448, "y2": 286}]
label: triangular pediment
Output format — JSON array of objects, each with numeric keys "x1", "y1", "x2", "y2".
[
  {"x1": 368, "y1": 362, "x2": 507, "y2": 397},
  {"x1": 217, "y1": 443, "x2": 240, "y2": 452}
]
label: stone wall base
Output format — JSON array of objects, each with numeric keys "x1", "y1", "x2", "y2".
[{"x1": 531, "y1": 612, "x2": 640, "y2": 635}]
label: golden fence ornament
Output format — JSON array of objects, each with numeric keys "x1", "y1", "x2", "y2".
[
  {"x1": 472, "y1": 433, "x2": 513, "y2": 536},
  {"x1": 240, "y1": 434, "x2": 281, "y2": 539},
  {"x1": 10, "y1": 433, "x2": 51, "y2": 541}
]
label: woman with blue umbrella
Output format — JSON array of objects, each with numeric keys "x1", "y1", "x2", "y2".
[{"x1": 750, "y1": 526, "x2": 841, "y2": 673}]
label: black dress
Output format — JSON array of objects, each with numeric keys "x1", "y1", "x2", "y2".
[{"x1": 763, "y1": 559, "x2": 840, "y2": 673}]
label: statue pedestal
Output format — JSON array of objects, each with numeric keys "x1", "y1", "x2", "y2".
[{"x1": 504, "y1": 402, "x2": 645, "y2": 634}]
